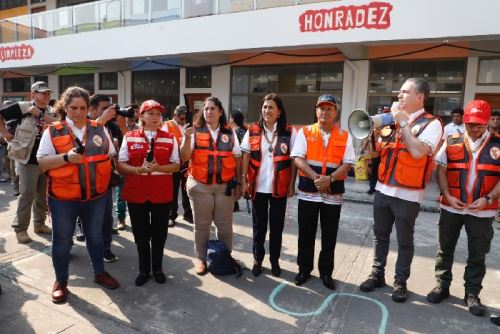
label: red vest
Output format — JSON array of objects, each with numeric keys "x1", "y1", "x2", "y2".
[
  {"x1": 378, "y1": 112, "x2": 437, "y2": 189},
  {"x1": 247, "y1": 123, "x2": 292, "y2": 198},
  {"x1": 189, "y1": 126, "x2": 236, "y2": 184},
  {"x1": 298, "y1": 123, "x2": 348, "y2": 194},
  {"x1": 47, "y1": 120, "x2": 111, "y2": 201},
  {"x1": 122, "y1": 129, "x2": 175, "y2": 203},
  {"x1": 441, "y1": 132, "x2": 500, "y2": 210}
]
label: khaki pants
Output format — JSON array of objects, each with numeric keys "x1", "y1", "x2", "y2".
[
  {"x1": 13, "y1": 163, "x2": 47, "y2": 232},
  {"x1": 186, "y1": 176, "x2": 234, "y2": 260}
]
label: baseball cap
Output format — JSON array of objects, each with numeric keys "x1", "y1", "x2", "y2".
[
  {"x1": 316, "y1": 94, "x2": 337, "y2": 107},
  {"x1": 139, "y1": 100, "x2": 165, "y2": 114},
  {"x1": 31, "y1": 81, "x2": 52, "y2": 92},
  {"x1": 463, "y1": 100, "x2": 491, "y2": 125}
]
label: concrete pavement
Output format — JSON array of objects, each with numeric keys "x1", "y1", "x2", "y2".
[{"x1": 1, "y1": 178, "x2": 500, "y2": 333}]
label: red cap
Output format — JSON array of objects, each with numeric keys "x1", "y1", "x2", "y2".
[
  {"x1": 463, "y1": 100, "x2": 491, "y2": 125},
  {"x1": 139, "y1": 100, "x2": 165, "y2": 114}
]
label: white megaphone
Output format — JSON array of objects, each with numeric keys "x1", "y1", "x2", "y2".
[{"x1": 348, "y1": 109, "x2": 395, "y2": 140}]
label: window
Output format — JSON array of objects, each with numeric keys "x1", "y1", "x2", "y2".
[
  {"x1": 1, "y1": 0, "x2": 27, "y2": 11},
  {"x1": 33, "y1": 75, "x2": 48, "y2": 84},
  {"x1": 3, "y1": 78, "x2": 31, "y2": 92},
  {"x1": 231, "y1": 63, "x2": 343, "y2": 125},
  {"x1": 56, "y1": 0, "x2": 90, "y2": 7},
  {"x1": 132, "y1": 69, "x2": 180, "y2": 118},
  {"x1": 368, "y1": 60, "x2": 466, "y2": 122},
  {"x1": 186, "y1": 67, "x2": 211, "y2": 88},
  {"x1": 30, "y1": 0, "x2": 45, "y2": 4},
  {"x1": 478, "y1": 58, "x2": 500, "y2": 85},
  {"x1": 99, "y1": 72, "x2": 118, "y2": 90},
  {"x1": 59, "y1": 74, "x2": 94, "y2": 94}
]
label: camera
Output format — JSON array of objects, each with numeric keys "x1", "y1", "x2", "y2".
[{"x1": 113, "y1": 104, "x2": 135, "y2": 118}]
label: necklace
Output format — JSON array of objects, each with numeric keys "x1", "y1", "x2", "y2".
[
  {"x1": 464, "y1": 133, "x2": 486, "y2": 154},
  {"x1": 262, "y1": 127, "x2": 277, "y2": 156}
]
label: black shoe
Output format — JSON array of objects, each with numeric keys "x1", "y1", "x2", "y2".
[
  {"x1": 252, "y1": 262, "x2": 262, "y2": 277},
  {"x1": 321, "y1": 275, "x2": 336, "y2": 290},
  {"x1": 183, "y1": 213, "x2": 193, "y2": 224},
  {"x1": 426, "y1": 286, "x2": 450, "y2": 304},
  {"x1": 271, "y1": 261, "x2": 281, "y2": 277},
  {"x1": 360, "y1": 273, "x2": 386, "y2": 292},
  {"x1": 75, "y1": 235, "x2": 86, "y2": 242},
  {"x1": 367, "y1": 189, "x2": 375, "y2": 194},
  {"x1": 491, "y1": 316, "x2": 500, "y2": 326},
  {"x1": 135, "y1": 273, "x2": 150, "y2": 286},
  {"x1": 13, "y1": 191, "x2": 20, "y2": 196},
  {"x1": 111, "y1": 228, "x2": 119, "y2": 235},
  {"x1": 104, "y1": 250, "x2": 118, "y2": 263},
  {"x1": 233, "y1": 202, "x2": 240, "y2": 212},
  {"x1": 294, "y1": 272, "x2": 311, "y2": 286},
  {"x1": 464, "y1": 293, "x2": 485, "y2": 316},
  {"x1": 392, "y1": 279, "x2": 408, "y2": 303},
  {"x1": 153, "y1": 272, "x2": 166, "y2": 284},
  {"x1": 168, "y1": 219, "x2": 176, "y2": 228}
]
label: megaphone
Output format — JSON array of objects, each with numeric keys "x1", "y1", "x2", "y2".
[{"x1": 348, "y1": 109, "x2": 395, "y2": 140}]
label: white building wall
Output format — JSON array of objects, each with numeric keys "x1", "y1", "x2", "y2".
[
  {"x1": 340, "y1": 60, "x2": 369, "y2": 128},
  {"x1": 464, "y1": 57, "x2": 500, "y2": 105}
]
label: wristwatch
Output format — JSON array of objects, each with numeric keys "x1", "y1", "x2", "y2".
[
  {"x1": 484, "y1": 195, "x2": 494, "y2": 205},
  {"x1": 399, "y1": 120, "x2": 408, "y2": 128},
  {"x1": 63, "y1": 153, "x2": 69, "y2": 163}
]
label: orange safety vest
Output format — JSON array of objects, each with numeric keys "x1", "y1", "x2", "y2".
[
  {"x1": 189, "y1": 125, "x2": 236, "y2": 184},
  {"x1": 441, "y1": 132, "x2": 500, "y2": 210},
  {"x1": 47, "y1": 120, "x2": 111, "y2": 201},
  {"x1": 377, "y1": 112, "x2": 436, "y2": 189},
  {"x1": 122, "y1": 129, "x2": 175, "y2": 203},
  {"x1": 163, "y1": 119, "x2": 182, "y2": 146},
  {"x1": 298, "y1": 123, "x2": 348, "y2": 194},
  {"x1": 247, "y1": 123, "x2": 293, "y2": 198}
]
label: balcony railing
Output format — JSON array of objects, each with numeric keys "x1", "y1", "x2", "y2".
[{"x1": 0, "y1": 0, "x2": 334, "y2": 44}]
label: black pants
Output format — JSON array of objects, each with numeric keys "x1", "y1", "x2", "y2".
[
  {"x1": 128, "y1": 201, "x2": 170, "y2": 274},
  {"x1": 372, "y1": 191, "x2": 420, "y2": 281},
  {"x1": 252, "y1": 193, "x2": 287, "y2": 264},
  {"x1": 369, "y1": 157, "x2": 380, "y2": 191},
  {"x1": 434, "y1": 209, "x2": 493, "y2": 295},
  {"x1": 297, "y1": 199, "x2": 341, "y2": 277},
  {"x1": 169, "y1": 170, "x2": 192, "y2": 220}
]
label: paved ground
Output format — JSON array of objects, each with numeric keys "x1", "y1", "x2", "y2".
[{"x1": 1, "y1": 178, "x2": 500, "y2": 333}]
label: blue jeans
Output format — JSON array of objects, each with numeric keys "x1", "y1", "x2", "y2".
[
  {"x1": 49, "y1": 195, "x2": 108, "y2": 282},
  {"x1": 102, "y1": 188, "x2": 113, "y2": 251}
]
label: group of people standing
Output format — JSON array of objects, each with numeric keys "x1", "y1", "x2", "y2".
[{"x1": 0, "y1": 77, "x2": 499, "y2": 325}]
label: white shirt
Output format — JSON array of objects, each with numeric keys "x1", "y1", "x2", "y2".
[
  {"x1": 183, "y1": 124, "x2": 242, "y2": 157},
  {"x1": 240, "y1": 124, "x2": 298, "y2": 194},
  {"x1": 375, "y1": 109, "x2": 443, "y2": 204},
  {"x1": 442, "y1": 122, "x2": 465, "y2": 139},
  {"x1": 118, "y1": 130, "x2": 180, "y2": 163},
  {"x1": 291, "y1": 126, "x2": 356, "y2": 205},
  {"x1": 435, "y1": 130, "x2": 495, "y2": 218},
  {"x1": 37, "y1": 117, "x2": 116, "y2": 158}
]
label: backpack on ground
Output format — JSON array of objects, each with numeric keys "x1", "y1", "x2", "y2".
[{"x1": 206, "y1": 240, "x2": 242, "y2": 277}]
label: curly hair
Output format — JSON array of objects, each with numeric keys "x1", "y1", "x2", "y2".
[{"x1": 61, "y1": 86, "x2": 90, "y2": 109}]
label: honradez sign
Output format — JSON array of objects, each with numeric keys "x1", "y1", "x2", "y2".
[
  {"x1": 0, "y1": 44, "x2": 35, "y2": 62},
  {"x1": 299, "y1": 1, "x2": 393, "y2": 32}
]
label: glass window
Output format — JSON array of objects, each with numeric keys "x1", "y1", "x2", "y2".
[
  {"x1": 186, "y1": 67, "x2": 211, "y2": 88},
  {"x1": 132, "y1": 69, "x2": 180, "y2": 118},
  {"x1": 368, "y1": 59, "x2": 466, "y2": 123},
  {"x1": 99, "y1": 72, "x2": 118, "y2": 90},
  {"x1": 3, "y1": 78, "x2": 31, "y2": 92},
  {"x1": 33, "y1": 75, "x2": 48, "y2": 84},
  {"x1": 231, "y1": 62, "x2": 343, "y2": 125},
  {"x1": 1, "y1": 0, "x2": 27, "y2": 11},
  {"x1": 478, "y1": 58, "x2": 500, "y2": 84},
  {"x1": 31, "y1": 0, "x2": 45, "y2": 4},
  {"x1": 59, "y1": 74, "x2": 94, "y2": 94}
]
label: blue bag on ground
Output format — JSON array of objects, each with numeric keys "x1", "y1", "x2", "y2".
[{"x1": 206, "y1": 240, "x2": 242, "y2": 277}]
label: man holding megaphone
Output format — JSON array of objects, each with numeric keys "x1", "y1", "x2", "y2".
[{"x1": 359, "y1": 78, "x2": 443, "y2": 303}]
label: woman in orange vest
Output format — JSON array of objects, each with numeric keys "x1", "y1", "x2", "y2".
[
  {"x1": 117, "y1": 100, "x2": 180, "y2": 286},
  {"x1": 240, "y1": 93, "x2": 297, "y2": 277},
  {"x1": 37, "y1": 86, "x2": 119, "y2": 304},
  {"x1": 180, "y1": 97, "x2": 242, "y2": 275}
]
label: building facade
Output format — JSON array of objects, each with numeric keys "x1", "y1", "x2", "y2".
[{"x1": 1, "y1": 0, "x2": 500, "y2": 125}]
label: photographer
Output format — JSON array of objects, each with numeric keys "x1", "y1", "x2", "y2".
[
  {"x1": 88, "y1": 94, "x2": 122, "y2": 263},
  {"x1": 180, "y1": 97, "x2": 242, "y2": 275},
  {"x1": 0, "y1": 82, "x2": 57, "y2": 243}
]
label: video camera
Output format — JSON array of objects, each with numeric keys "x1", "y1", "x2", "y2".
[{"x1": 112, "y1": 104, "x2": 136, "y2": 118}]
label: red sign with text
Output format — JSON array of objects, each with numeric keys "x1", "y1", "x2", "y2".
[
  {"x1": 0, "y1": 44, "x2": 35, "y2": 62},
  {"x1": 299, "y1": 2, "x2": 393, "y2": 33}
]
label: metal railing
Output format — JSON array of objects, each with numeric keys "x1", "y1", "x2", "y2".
[{"x1": 0, "y1": 0, "x2": 334, "y2": 44}]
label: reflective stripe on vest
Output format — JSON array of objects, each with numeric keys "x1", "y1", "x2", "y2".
[
  {"x1": 247, "y1": 123, "x2": 292, "y2": 198},
  {"x1": 298, "y1": 123, "x2": 348, "y2": 194},
  {"x1": 441, "y1": 133, "x2": 500, "y2": 210},
  {"x1": 189, "y1": 126, "x2": 236, "y2": 184},
  {"x1": 122, "y1": 129, "x2": 174, "y2": 203},
  {"x1": 47, "y1": 120, "x2": 111, "y2": 201},
  {"x1": 377, "y1": 112, "x2": 435, "y2": 190}
]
